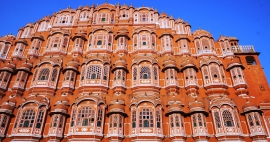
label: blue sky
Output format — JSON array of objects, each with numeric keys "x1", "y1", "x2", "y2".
[{"x1": 1, "y1": 0, "x2": 270, "y2": 84}]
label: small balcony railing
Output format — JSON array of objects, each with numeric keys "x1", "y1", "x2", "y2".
[{"x1": 232, "y1": 45, "x2": 255, "y2": 53}]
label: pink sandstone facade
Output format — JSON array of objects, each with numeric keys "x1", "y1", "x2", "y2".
[{"x1": 0, "y1": 2, "x2": 269, "y2": 142}]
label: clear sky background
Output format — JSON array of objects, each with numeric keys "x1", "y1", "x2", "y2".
[{"x1": 0, "y1": 0, "x2": 270, "y2": 84}]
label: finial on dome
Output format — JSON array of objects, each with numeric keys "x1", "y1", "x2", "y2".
[{"x1": 105, "y1": 0, "x2": 108, "y2": 4}]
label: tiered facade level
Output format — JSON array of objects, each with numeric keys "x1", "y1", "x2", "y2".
[{"x1": 0, "y1": 2, "x2": 269, "y2": 142}]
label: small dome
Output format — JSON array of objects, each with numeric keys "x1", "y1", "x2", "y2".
[
  {"x1": 115, "y1": 59, "x2": 127, "y2": 68},
  {"x1": 64, "y1": 59, "x2": 80, "y2": 72},
  {"x1": 121, "y1": 4, "x2": 129, "y2": 9},
  {"x1": 41, "y1": 16, "x2": 50, "y2": 21},
  {"x1": 218, "y1": 35, "x2": 229, "y2": 41},
  {"x1": 162, "y1": 58, "x2": 178, "y2": 72},
  {"x1": 166, "y1": 103, "x2": 185, "y2": 116},
  {"x1": 31, "y1": 34, "x2": 44, "y2": 41},
  {"x1": 112, "y1": 59, "x2": 128, "y2": 73},
  {"x1": 226, "y1": 58, "x2": 244, "y2": 71},
  {"x1": 0, "y1": 62, "x2": 16, "y2": 73},
  {"x1": 159, "y1": 12, "x2": 168, "y2": 18},
  {"x1": 67, "y1": 61, "x2": 79, "y2": 69},
  {"x1": 21, "y1": 62, "x2": 32, "y2": 69},
  {"x1": 110, "y1": 104, "x2": 124, "y2": 110},
  {"x1": 15, "y1": 39, "x2": 28, "y2": 45},
  {"x1": 26, "y1": 23, "x2": 34, "y2": 28},
  {"x1": 242, "y1": 101, "x2": 257, "y2": 110},
  {"x1": 193, "y1": 29, "x2": 212, "y2": 38},
  {"x1": 190, "y1": 101, "x2": 204, "y2": 108},
  {"x1": 54, "y1": 103, "x2": 69, "y2": 111},
  {"x1": 175, "y1": 18, "x2": 184, "y2": 23},
  {"x1": 180, "y1": 57, "x2": 198, "y2": 72},
  {"x1": 83, "y1": 5, "x2": 90, "y2": 10}
]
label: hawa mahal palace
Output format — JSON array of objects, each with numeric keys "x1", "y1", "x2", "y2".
[{"x1": 0, "y1": 2, "x2": 269, "y2": 142}]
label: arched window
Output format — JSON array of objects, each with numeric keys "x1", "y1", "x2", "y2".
[
  {"x1": 86, "y1": 65, "x2": 101, "y2": 79},
  {"x1": 175, "y1": 116, "x2": 181, "y2": 127},
  {"x1": 246, "y1": 56, "x2": 256, "y2": 65},
  {"x1": 77, "y1": 107, "x2": 95, "y2": 126},
  {"x1": 98, "y1": 13, "x2": 109, "y2": 22},
  {"x1": 248, "y1": 114, "x2": 254, "y2": 126},
  {"x1": 62, "y1": 37, "x2": 69, "y2": 48},
  {"x1": 133, "y1": 67, "x2": 137, "y2": 80},
  {"x1": 198, "y1": 114, "x2": 203, "y2": 126},
  {"x1": 113, "y1": 115, "x2": 118, "y2": 127},
  {"x1": 214, "y1": 112, "x2": 221, "y2": 128},
  {"x1": 109, "y1": 116, "x2": 113, "y2": 128},
  {"x1": 117, "y1": 71, "x2": 121, "y2": 80},
  {"x1": 52, "y1": 116, "x2": 58, "y2": 127},
  {"x1": 139, "y1": 109, "x2": 153, "y2": 127},
  {"x1": 156, "y1": 111, "x2": 161, "y2": 128},
  {"x1": 192, "y1": 115, "x2": 197, "y2": 127},
  {"x1": 140, "y1": 67, "x2": 151, "y2": 79},
  {"x1": 153, "y1": 67, "x2": 158, "y2": 80},
  {"x1": 91, "y1": 74, "x2": 97, "y2": 79},
  {"x1": 170, "y1": 116, "x2": 174, "y2": 127},
  {"x1": 210, "y1": 66, "x2": 220, "y2": 79},
  {"x1": 119, "y1": 116, "x2": 123, "y2": 128},
  {"x1": 81, "y1": 66, "x2": 85, "y2": 81},
  {"x1": 59, "y1": 116, "x2": 63, "y2": 128},
  {"x1": 222, "y1": 110, "x2": 234, "y2": 127},
  {"x1": 97, "y1": 40, "x2": 102, "y2": 45},
  {"x1": 0, "y1": 115, "x2": 7, "y2": 128},
  {"x1": 132, "y1": 111, "x2": 136, "y2": 128},
  {"x1": 103, "y1": 66, "x2": 109, "y2": 80},
  {"x1": 33, "y1": 70, "x2": 38, "y2": 81},
  {"x1": 122, "y1": 71, "x2": 126, "y2": 81},
  {"x1": 51, "y1": 68, "x2": 58, "y2": 82},
  {"x1": 36, "y1": 110, "x2": 45, "y2": 128},
  {"x1": 65, "y1": 71, "x2": 71, "y2": 81},
  {"x1": 97, "y1": 108, "x2": 103, "y2": 127},
  {"x1": 70, "y1": 109, "x2": 76, "y2": 127},
  {"x1": 19, "y1": 110, "x2": 35, "y2": 128},
  {"x1": 38, "y1": 68, "x2": 50, "y2": 81},
  {"x1": 254, "y1": 113, "x2": 260, "y2": 126},
  {"x1": 70, "y1": 72, "x2": 75, "y2": 81}
]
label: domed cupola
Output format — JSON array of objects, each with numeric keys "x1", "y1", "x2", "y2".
[{"x1": 193, "y1": 29, "x2": 216, "y2": 56}]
